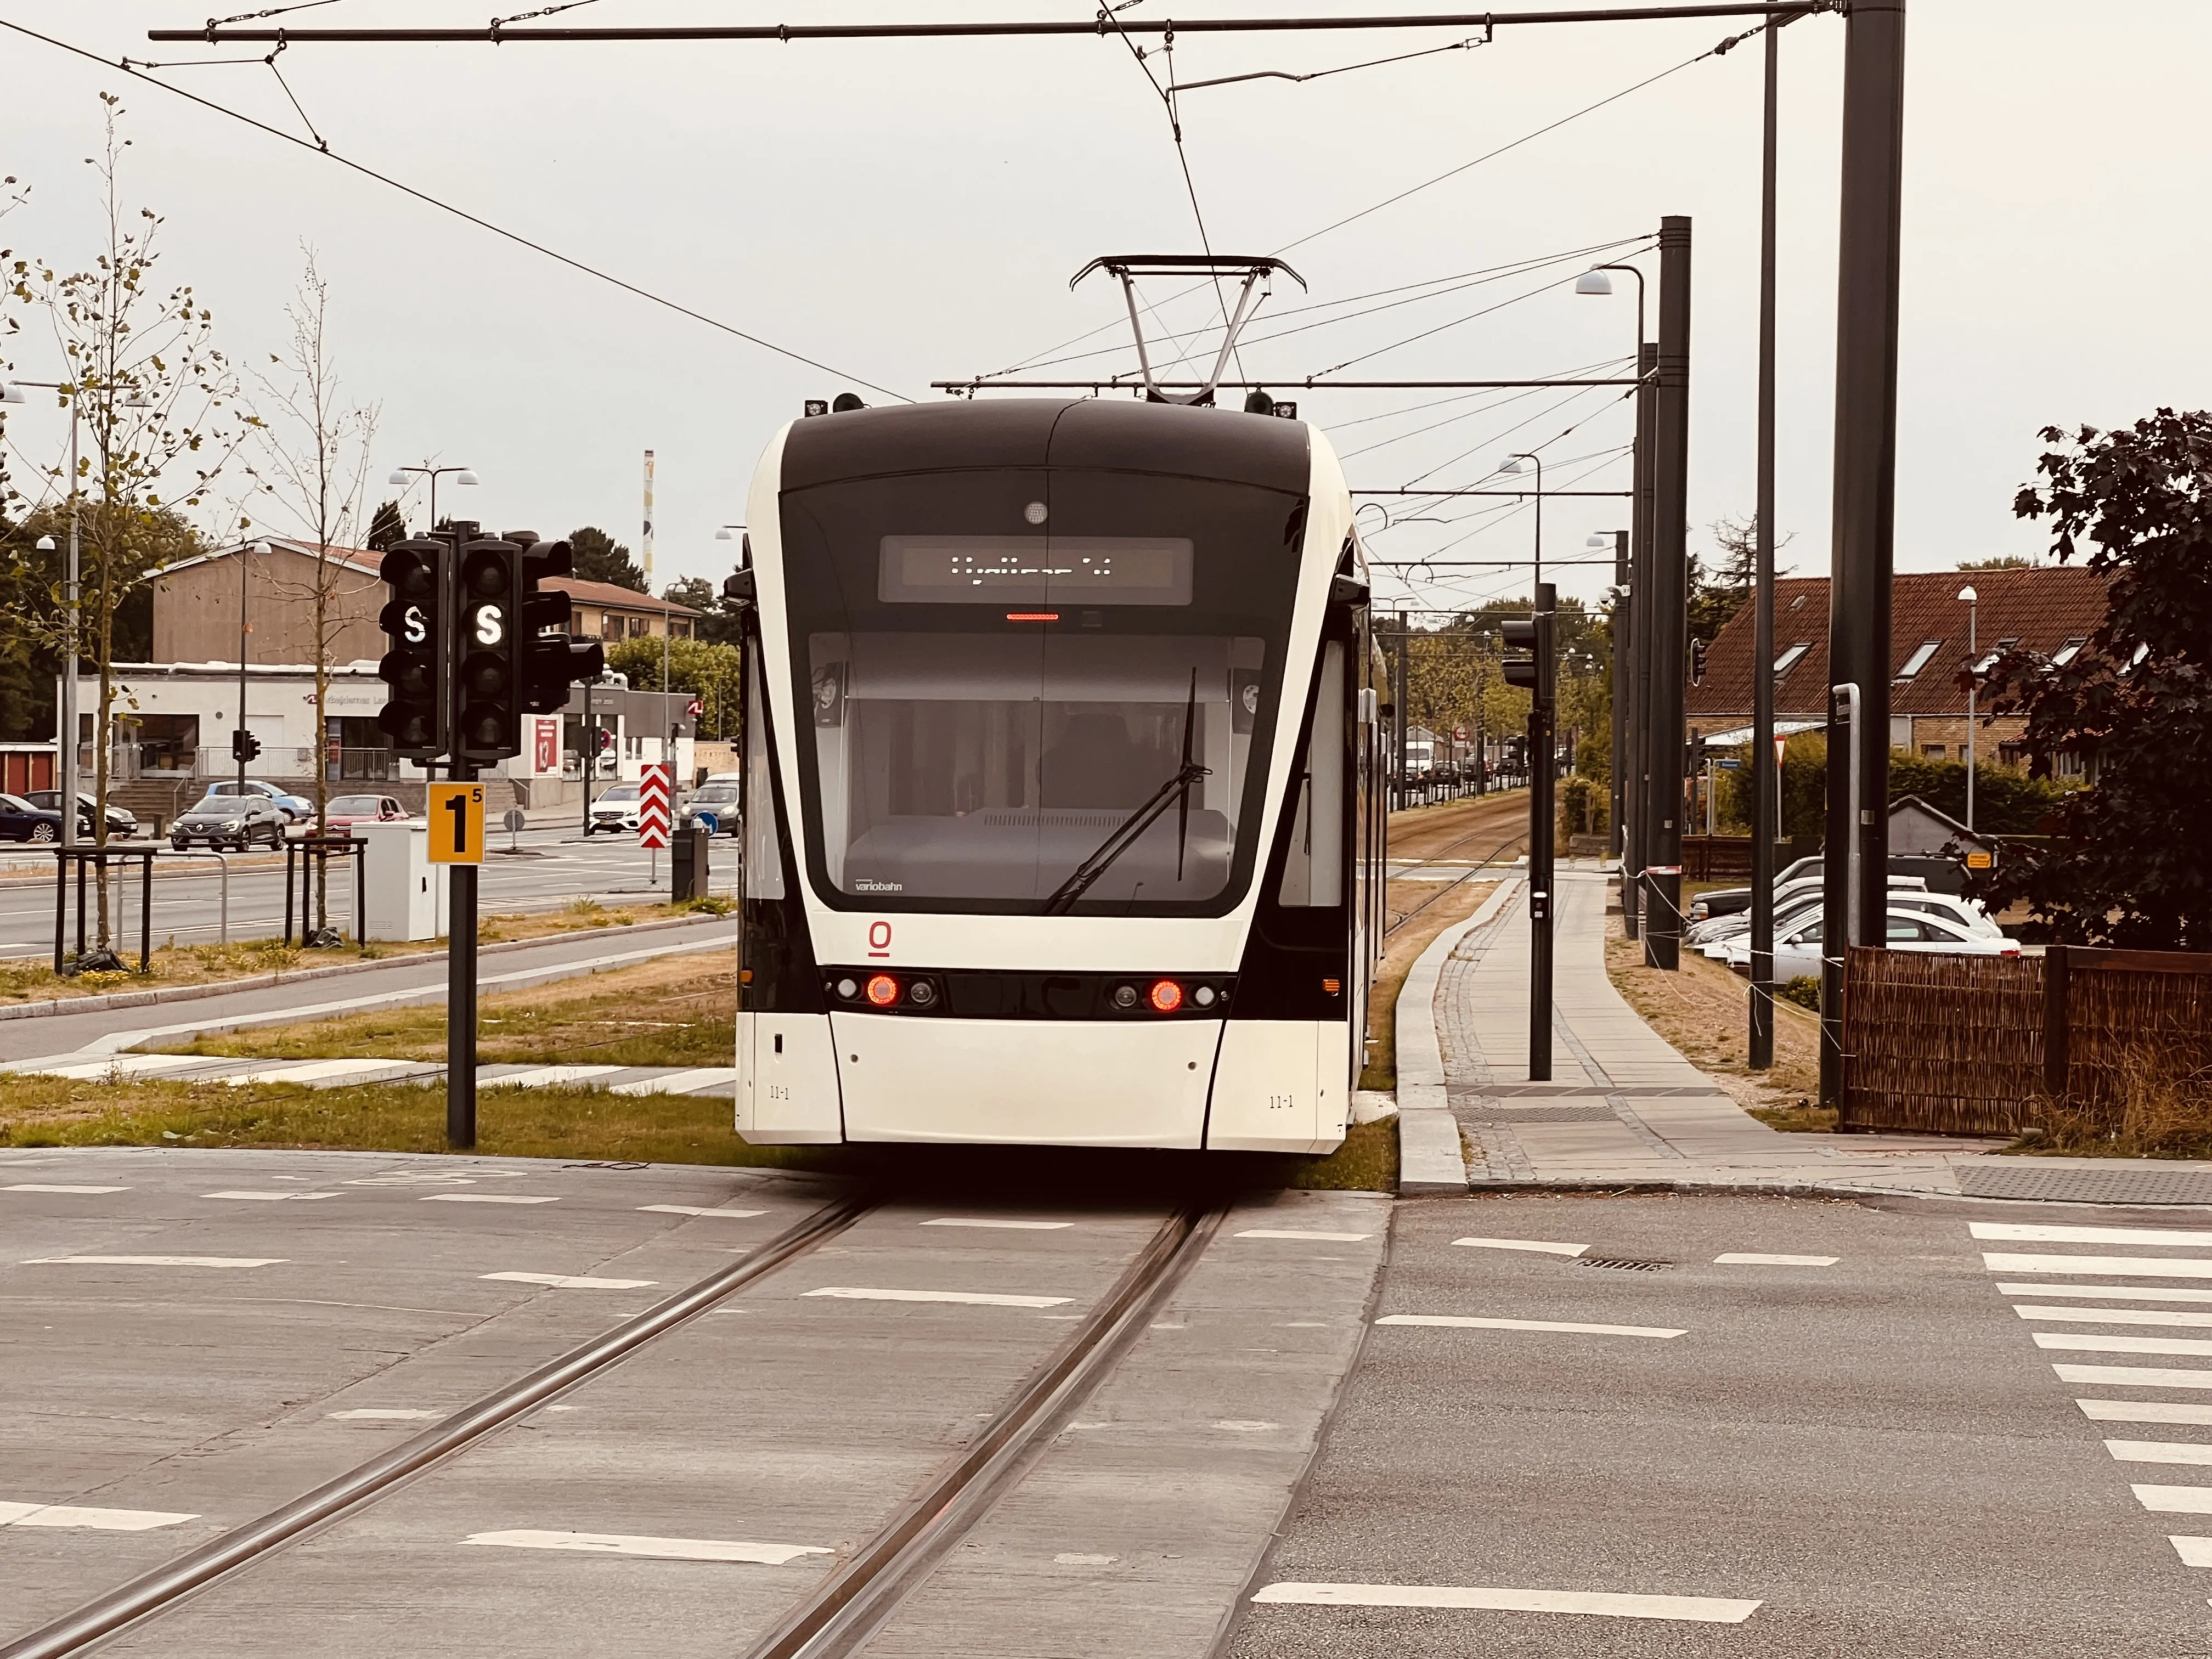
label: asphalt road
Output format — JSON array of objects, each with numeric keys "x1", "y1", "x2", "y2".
[
  {"x1": 0, "y1": 1150, "x2": 1388, "y2": 1658},
  {"x1": 1223, "y1": 1191, "x2": 2212, "y2": 1659},
  {"x1": 0, "y1": 828, "x2": 738, "y2": 961}
]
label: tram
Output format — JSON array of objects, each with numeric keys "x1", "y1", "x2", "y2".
[{"x1": 732, "y1": 394, "x2": 1386, "y2": 1153}]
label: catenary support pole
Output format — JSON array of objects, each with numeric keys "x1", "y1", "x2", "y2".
[
  {"x1": 1643, "y1": 218, "x2": 1692, "y2": 969},
  {"x1": 1821, "y1": 0, "x2": 1908, "y2": 1105},
  {"x1": 1626, "y1": 345, "x2": 1656, "y2": 941},
  {"x1": 1608, "y1": 528, "x2": 1629, "y2": 876},
  {"x1": 1527, "y1": 582, "x2": 1557, "y2": 1081},
  {"x1": 1749, "y1": 15, "x2": 1781, "y2": 1071}
]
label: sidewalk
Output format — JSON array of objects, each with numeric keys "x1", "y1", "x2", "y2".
[{"x1": 1400, "y1": 860, "x2": 2212, "y2": 1207}]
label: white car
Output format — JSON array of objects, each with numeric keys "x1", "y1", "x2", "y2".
[
  {"x1": 1688, "y1": 874, "x2": 1927, "y2": 947},
  {"x1": 585, "y1": 783, "x2": 641, "y2": 836},
  {"x1": 1720, "y1": 906, "x2": 2019, "y2": 980},
  {"x1": 1699, "y1": 887, "x2": 2000, "y2": 958}
]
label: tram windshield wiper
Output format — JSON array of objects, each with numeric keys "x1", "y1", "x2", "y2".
[{"x1": 1042, "y1": 671, "x2": 1210, "y2": 916}]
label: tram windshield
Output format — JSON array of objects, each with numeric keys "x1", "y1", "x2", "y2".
[{"x1": 778, "y1": 467, "x2": 1305, "y2": 915}]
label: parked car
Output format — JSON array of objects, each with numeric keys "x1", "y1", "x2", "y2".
[
  {"x1": 1697, "y1": 887, "x2": 1997, "y2": 960},
  {"x1": 0, "y1": 792, "x2": 72, "y2": 844},
  {"x1": 318, "y1": 794, "x2": 414, "y2": 832},
  {"x1": 680, "y1": 781, "x2": 741, "y2": 835},
  {"x1": 172, "y1": 794, "x2": 289, "y2": 850},
  {"x1": 23, "y1": 790, "x2": 139, "y2": 838},
  {"x1": 201, "y1": 778, "x2": 313, "y2": 823},
  {"x1": 1686, "y1": 874, "x2": 1927, "y2": 946},
  {"x1": 585, "y1": 783, "x2": 642, "y2": 836},
  {"x1": 1720, "y1": 906, "x2": 2019, "y2": 980}
]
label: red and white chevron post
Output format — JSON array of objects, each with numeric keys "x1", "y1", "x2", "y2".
[{"x1": 637, "y1": 764, "x2": 673, "y2": 850}]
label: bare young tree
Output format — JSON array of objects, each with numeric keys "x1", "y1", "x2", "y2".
[
  {"x1": 10, "y1": 94, "x2": 244, "y2": 964},
  {"x1": 240, "y1": 247, "x2": 379, "y2": 943}
]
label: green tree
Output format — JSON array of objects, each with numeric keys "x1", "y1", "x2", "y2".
[
  {"x1": 1956, "y1": 555, "x2": 2038, "y2": 570},
  {"x1": 606, "y1": 634, "x2": 744, "y2": 740},
  {"x1": 1969, "y1": 410, "x2": 2212, "y2": 947},
  {"x1": 568, "y1": 524, "x2": 646, "y2": 591},
  {"x1": 365, "y1": 498, "x2": 405, "y2": 550},
  {"x1": 663, "y1": 574, "x2": 743, "y2": 646}
]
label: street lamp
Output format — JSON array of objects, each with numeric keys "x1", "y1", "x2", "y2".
[
  {"x1": 1958, "y1": 585, "x2": 1978, "y2": 832},
  {"x1": 1499, "y1": 453, "x2": 1542, "y2": 588},
  {"x1": 386, "y1": 464, "x2": 478, "y2": 533}
]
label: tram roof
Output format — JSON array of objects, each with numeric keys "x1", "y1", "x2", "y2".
[{"x1": 781, "y1": 397, "x2": 1311, "y2": 495}]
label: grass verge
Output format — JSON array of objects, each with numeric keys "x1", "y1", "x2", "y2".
[
  {"x1": 150, "y1": 953, "x2": 733, "y2": 1069},
  {"x1": 0, "y1": 895, "x2": 734, "y2": 1007},
  {"x1": 1361, "y1": 879, "x2": 1497, "y2": 1091}
]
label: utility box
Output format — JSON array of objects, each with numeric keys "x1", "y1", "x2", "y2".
[
  {"x1": 670, "y1": 825, "x2": 709, "y2": 902},
  {"x1": 358, "y1": 821, "x2": 448, "y2": 941}
]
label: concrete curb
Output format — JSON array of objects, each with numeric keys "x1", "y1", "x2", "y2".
[
  {"x1": 1394, "y1": 876, "x2": 1521, "y2": 1195},
  {"x1": 0, "y1": 910, "x2": 732, "y2": 1024}
]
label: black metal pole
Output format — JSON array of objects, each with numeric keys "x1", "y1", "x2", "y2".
[
  {"x1": 1528, "y1": 582, "x2": 1557, "y2": 1081},
  {"x1": 1750, "y1": 16, "x2": 1781, "y2": 1070},
  {"x1": 52, "y1": 851, "x2": 65, "y2": 976},
  {"x1": 581, "y1": 716, "x2": 595, "y2": 837},
  {"x1": 1609, "y1": 527, "x2": 1628, "y2": 872},
  {"x1": 139, "y1": 851, "x2": 151, "y2": 973},
  {"x1": 1393, "y1": 614, "x2": 1410, "y2": 812},
  {"x1": 1822, "y1": 0, "x2": 1908, "y2": 1105},
  {"x1": 1624, "y1": 341, "x2": 1657, "y2": 941},
  {"x1": 1643, "y1": 217, "x2": 1692, "y2": 970},
  {"x1": 449, "y1": 765, "x2": 478, "y2": 1152}
]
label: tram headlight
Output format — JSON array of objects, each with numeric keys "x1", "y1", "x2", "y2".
[
  {"x1": 1148, "y1": 979, "x2": 1184, "y2": 1014},
  {"x1": 865, "y1": 973, "x2": 900, "y2": 1007},
  {"x1": 909, "y1": 979, "x2": 938, "y2": 1008},
  {"x1": 835, "y1": 977, "x2": 859, "y2": 1000},
  {"x1": 1111, "y1": 985, "x2": 1139, "y2": 1011},
  {"x1": 1193, "y1": 985, "x2": 1217, "y2": 1009}
]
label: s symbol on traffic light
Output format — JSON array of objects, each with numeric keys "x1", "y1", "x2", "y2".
[
  {"x1": 475, "y1": 605, "x2": 505, "y2": 647},
  {"x1": 403, "y1": 604, "x2": 427, "y2": 646}
]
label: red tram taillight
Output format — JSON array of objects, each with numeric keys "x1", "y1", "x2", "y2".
[
  {"x1": 865, "y1": 973, "x2": 900, "y2": 1007},
  {"x1": 1148, "y1": 979, "x2": 1184, "y2": 1014}
]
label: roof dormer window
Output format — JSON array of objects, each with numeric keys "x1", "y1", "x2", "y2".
[
  {"x1": 1773, "y1": 643, "x2": 1810, "y2": 677},
  {"x1": 1893, "y1": 639, "x2": 1943, "y2": 682}
]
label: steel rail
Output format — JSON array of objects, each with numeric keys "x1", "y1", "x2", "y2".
[
  {"x1": 934, "y1": 378, "x2": 1643, "y2": 391},
  {"x1": 741, "y1": 1201, "x2": 1225, "y2": 1659},
  {"x1": 1386, "y1": 826, "x2": 1528, "y2": 937},
  {"x1": 156, "y1": 7, "x2": 1829, "y2": 44},
  {"x1": 0, "y1": 1193, "x2": 877, "y2": 1659}
]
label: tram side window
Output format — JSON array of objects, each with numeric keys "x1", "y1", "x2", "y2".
[
  {"x1": 743, "y1": 652, "x2": 785, "y2": 900},
  {"x1": 1277, "y1": 641, "x2": 1346, "y2": 907}
]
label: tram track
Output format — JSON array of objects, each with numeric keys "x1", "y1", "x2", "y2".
[
  {"x1": 0, "y1": 1193, "x2": 874, "y2": 1659},
  {"x1": 1384, "y1": 825, "x2": 1527, "y2": 939},
  {"x1": 4, "y1": 1190, "x2": 1229, "y2": 1659}
]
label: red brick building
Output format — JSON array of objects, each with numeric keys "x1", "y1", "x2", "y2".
[{"x1": 1683, "y1": 566, "x2": 2112, "y2": 774}]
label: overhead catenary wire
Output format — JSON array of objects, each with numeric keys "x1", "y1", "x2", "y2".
[{"x1": 0, "y1": 16, "x2": 913, "y2": 403}]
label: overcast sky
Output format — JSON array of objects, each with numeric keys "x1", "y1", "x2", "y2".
[{"x1": 5, "y1": 1, "x2": 2207, "y2": 622}]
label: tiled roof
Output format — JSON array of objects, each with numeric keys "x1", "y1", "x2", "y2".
[
  {"x1": 544, "y1": 575, "x2": 699, "y2": 615},
  {"x1": 1684, "y1": 566, "x2": 2113, "y2": 720}
]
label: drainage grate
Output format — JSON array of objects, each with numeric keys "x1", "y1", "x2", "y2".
[{"x1": 1578, "y1": 1256, "x2": 1672, "y2": 1272}]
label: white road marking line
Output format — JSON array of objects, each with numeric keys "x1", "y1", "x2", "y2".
[
  {"x1": 1714, "y1": 1253, "x2": 1838, "y2": 1266},
  {"x1": 1215, "y1": 1420, "x2": 1279, "y2": 1431},
  {"x1": 1974, "y1": 1222, "x2": 2212, "y2": 1248},
  {"x1": 918, "y1": 1218, "x2": 1074, "y2": 1231},
  {"x1": 1056, "y1": 1553, "x2": 1118, "y2": 1565},
  {"x1": 203, "y1": 1190, "x2": 336, "y2": 1202},
  {"x1": 343, "y1": 1171, "x2": 531, "y2": 1186},
  {"x1": 2035, "y1": 1333, "x2": 2212, "y2": 1358},
  {"x1": 1251, "y1": 1583, "x2": 1760, "y2": 1623},
  {"x1": 1984, "y1": 1254, "x2": 2212, "y2": 1279},
  {"x1": 2170, "y1": 1537, "x2": 2212, "y2": 1568},
  {"x1": 1451, "y1": 1237, "x2": 1587, "y2": 1257},
  {"x1": 1999, "y1": 1283, "x2": 2212, "y2": 1304},
  {"x1": 639, "y1": 1205, "x2": 767, "y2": 1218},
  {"x1": 20, "y1": 1255, "x2": 284, "y2": 1268},
  {"x1": 2056, "y1": 1364, "x2": 2212, "y2": 1389},
  {"x1": 462, "y1": 1529, "x2": 830, "y2": 1565},
  {"x1": 2080, "y1": 1400, "x2": 2212, "y2": 1426},
  {"x1": 2134, "y1": 1485, "x2": 2212, "y2": 1514},
  {"x1": 1376, "y1": 1314, "x2": 1685, "y2": 1339},
  {"x1": 481, "y1": 1272, "x2": 657, "y2": 1290},
  {"x1": 2107, "y1": 1441, "x2": 2212, "y2": 1466},
  {"x1": 4, "y1": 1183, "x2": 129, "y2": 1194},
  {"x1": 2019, "y1": 1305, "x2": 2212, "y2": 1329},
  {"x1": 328, "y1": 1409, "x2": 442, "y2": 1421},
  {"x1": 422, "y1": 1194, "x2": 561, "y2": 1205},
  {"x1": 1237, "y1": 1228, "x2": 1374, "y2": 1242},
  {"x1": 0, "y1": 1501, "x2": 198, "y2": 1531},
  {"x1": 803, "y1": 1286, "x2": 1073, "y2": 1308}
]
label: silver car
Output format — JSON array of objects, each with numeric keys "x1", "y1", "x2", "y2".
[{"x1": 173, "y1": 794, "x2": 287, "y2": 850}]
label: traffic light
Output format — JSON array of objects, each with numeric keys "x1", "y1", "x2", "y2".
[
  {"x1": 375, "y1": 538, "x2": 448, "y2": 759},
  {"x1": 230, "y1": 729, "x2": 262, "y2": 764},
  {"x1": 1689, "y1": 636, "x2": 1708, "y2": 686},
  {"x1": 1500, "y1": 608, "x2": 1555, "y2": 706},
  {"x1": 454, "y1": 537, "x2": 522, "y2": 763},
  {"x1": 516, "y1": 538, "x2": 605, "y2": 713}
]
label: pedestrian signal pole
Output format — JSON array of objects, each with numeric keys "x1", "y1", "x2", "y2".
[{"x1": 1503, "y1": 584, "x2": 1556, "y2": 1082}]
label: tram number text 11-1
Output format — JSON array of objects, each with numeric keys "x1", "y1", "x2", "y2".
[{"x1": 428, "y1": 782, "x2": 487, "y2": 865}]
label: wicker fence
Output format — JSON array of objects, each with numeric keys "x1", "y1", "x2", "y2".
[
  {"x1": 1679, "y1": 836, "x2": 1754, "y2": 882},
  {"x1": 1840, "y1": 944, "x2": 2212, "y2": 1135}
]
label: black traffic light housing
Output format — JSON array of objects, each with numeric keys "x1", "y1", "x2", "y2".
[
  {"x1": 230, "y1": 728, "x2": 262, "y2": 764},
  {"x1": 375, "y1": 538, "x2": 449, "y2": 759},
  {"x1": 517, "y1": 537, "x2": 606, "y2": 713},
  {"x1": 454, "y1": 537, "x2": 523, "y2": 763},
  {"x1": 1499, "y1": 607, "x2": 1555, "y2": 707}
]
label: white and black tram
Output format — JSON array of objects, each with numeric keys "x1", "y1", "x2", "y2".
[{"x1": 731, "y1": 394, "x2": 1387, "y2": 1153}]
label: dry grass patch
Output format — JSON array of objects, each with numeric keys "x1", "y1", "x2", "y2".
[
  {"x1": 2008, "y1": 1048, "x2": 2212, "y2": 1159},
  {"x1": 150, "y1": 951, "x2": 734, "y2": 1069},
  {"x1": 1604, "y1": 923, "x2": 1832, "y2": 1130}
]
